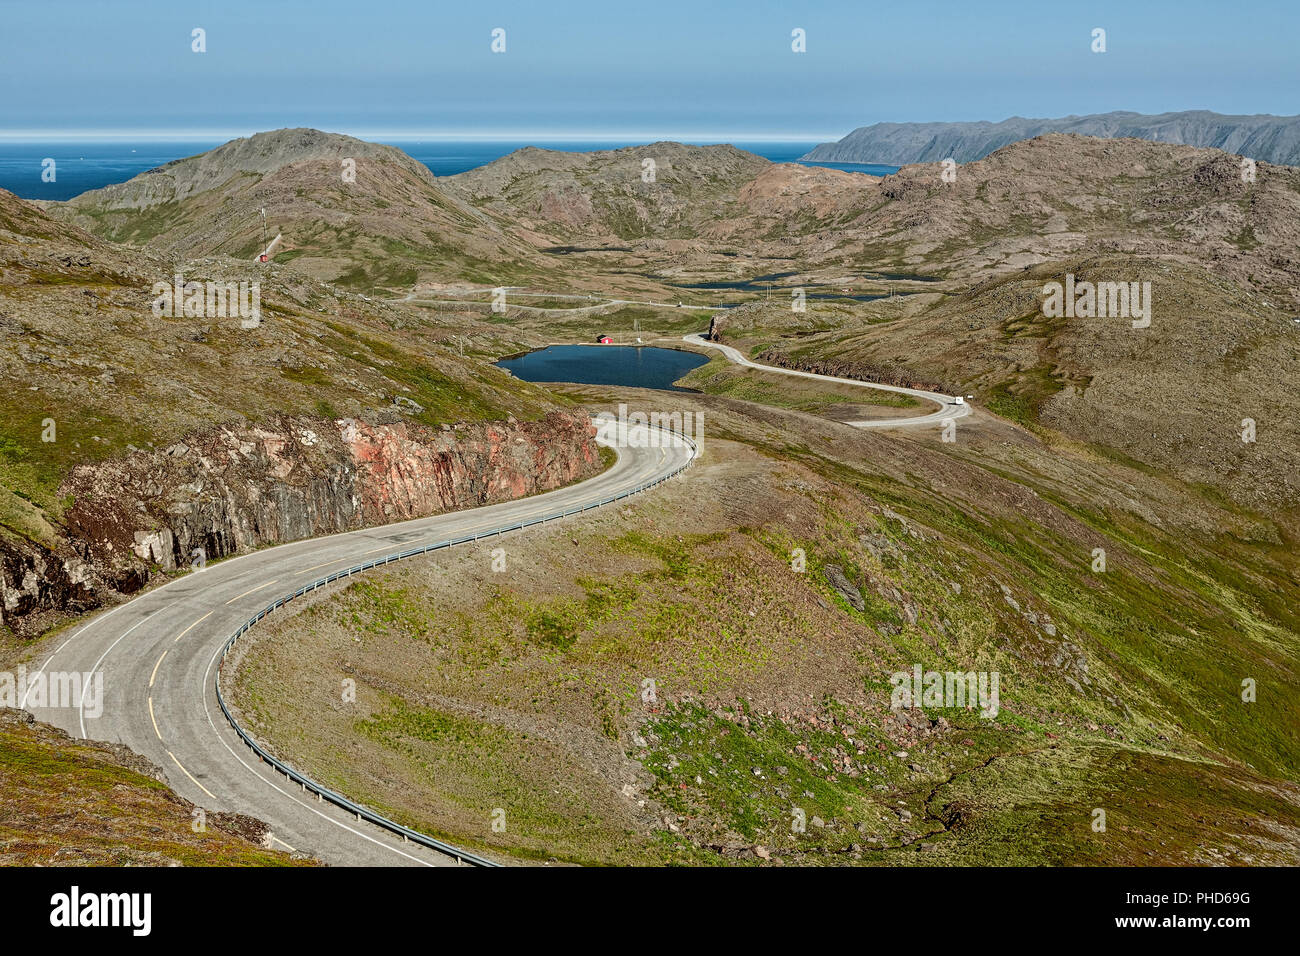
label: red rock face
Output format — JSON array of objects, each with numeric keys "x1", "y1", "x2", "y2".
[
  {"x1": 339, "y1": 414, "x2": 598, "y2": 523},
  {"x1": 0, "y1": 412, "x2": 598, "y2": 637}
]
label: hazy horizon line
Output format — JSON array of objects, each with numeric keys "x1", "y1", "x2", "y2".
[{"x1": 0, "y1": 128, "x2": 844, "y2": 144}]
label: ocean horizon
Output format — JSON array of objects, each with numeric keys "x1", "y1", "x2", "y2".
[{"x1": 0, "y1": 139, "x2": 899, "y2": 201}]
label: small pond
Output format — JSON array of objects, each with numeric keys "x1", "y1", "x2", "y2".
[{"x1": 496, "y1": 344, "x2": 709, "y2": 391}]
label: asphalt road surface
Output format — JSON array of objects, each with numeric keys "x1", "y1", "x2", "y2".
[
  {"x1": 21, "y1": 339, "x2": 963, "y2": 866},
  {"x1": 25, "y1": 422, "x2": 694, "y2": 866}
]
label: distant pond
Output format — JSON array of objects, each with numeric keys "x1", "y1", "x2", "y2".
[{"x1": 496, "y1": 345, "x2": 709, "y2": 391}]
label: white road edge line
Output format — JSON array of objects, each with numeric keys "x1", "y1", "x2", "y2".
[
  {"x1": 293, "y1": 559, "x2": 352, "y2": 576},
  {"x1": 20, "y1": 601, "x2": 132, "y2": 709},
  {"x1": 201, "y1": 637, "x2": 435, "y2": 866}
]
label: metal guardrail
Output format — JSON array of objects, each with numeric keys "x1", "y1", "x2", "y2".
[{"x1": 214, "y1": 427, "x2": 699, "y2": 867}]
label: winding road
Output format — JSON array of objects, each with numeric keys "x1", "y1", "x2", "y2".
[
  {"x1": 683, "y1": 333, "x2": 971, "y2": 429},
  {"x1": 21, "y1": 339, "x2": 971, "y2": 866},
  {"x1": 24, "y1": 423, "x2": 693, "y2": 866}
]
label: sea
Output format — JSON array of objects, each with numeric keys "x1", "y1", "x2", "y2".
[{"x1": 0, "y1": 140, "x2": 898, "y2": 202}]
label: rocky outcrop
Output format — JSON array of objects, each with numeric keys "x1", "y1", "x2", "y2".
[
  {"x1": 706, "y1": 313, "x2": 727, "y2": 341},
  {"x1": 0, "y1": 411, "x2": 598, "y2": 636},
  {"x1": 822, "y1": 564, "x2": 864, "y2": 612},
  {"x1": 0, "y1": 537, "x2": 116, "y2": 632}
]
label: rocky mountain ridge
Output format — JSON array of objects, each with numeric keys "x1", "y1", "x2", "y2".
[{"x1": 803, "y1": 109, "x2": 1300, "y2": 166}]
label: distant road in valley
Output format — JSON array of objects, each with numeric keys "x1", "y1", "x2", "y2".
[
  {"x1": 395, "y1": 288, "x2": 973, "y2": 430},
  {"x1": 682, "y1": 333, "x2": 971, "y2": 430}
]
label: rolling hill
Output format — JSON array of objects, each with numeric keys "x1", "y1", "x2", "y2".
[{"x1": 48, "y1": 128, "x2": 546, "y2": 290}]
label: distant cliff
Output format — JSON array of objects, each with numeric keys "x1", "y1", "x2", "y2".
[{"x1": 802, "y1": 110, "x2": 1300, "y2": 166}]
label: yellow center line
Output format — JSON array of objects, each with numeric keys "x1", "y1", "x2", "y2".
[
  {"x1": 271, "y1": 835, "x2": 298, "y2": 852},
  {"x1": 149, "y1": 650, "x2": 168, "y2": 688},
  {"x1": 148, "y1": 696, "x2": 162, "y2": 740},
  {"x1": 153, "y1": 700, "x2": 216, "y2": 800},
  {"x1": 168, "y1": 751, "x2": 217, "y2": 800},
  {"x1": 224, "y1": 579, "x2": 280, "y2": 605},
  {"x1": 173, "y1": 610, "x2": 214, "y2": 643}
]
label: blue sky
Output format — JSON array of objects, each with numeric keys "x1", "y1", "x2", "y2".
[{"x1": 2, "y1": 0, "x2": 1297, "y2": 141}]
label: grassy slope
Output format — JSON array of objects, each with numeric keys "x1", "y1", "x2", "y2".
[
  {"x1": 0, "y1": 199, "x2": 574, "y2": 532},
  {"x1": 704, "y1": 257, "x2": 1300, "y2": 515},
  {"x1": 0, "y1": 196, "x2": 620, "y2": 864},
  {"x1": 12, "y1": 132, "x2": 1300, "y2": 865},
  {"x1": 0, "y1": 710, "x2": 310, "y2": 866},
  {"x1": 226, "y1": 389, "x2": 1300, "y2": 866}
]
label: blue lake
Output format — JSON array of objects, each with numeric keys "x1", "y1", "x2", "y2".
[{"x1": 496, "y1": 345, "x2": 709, "y2": 391}]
